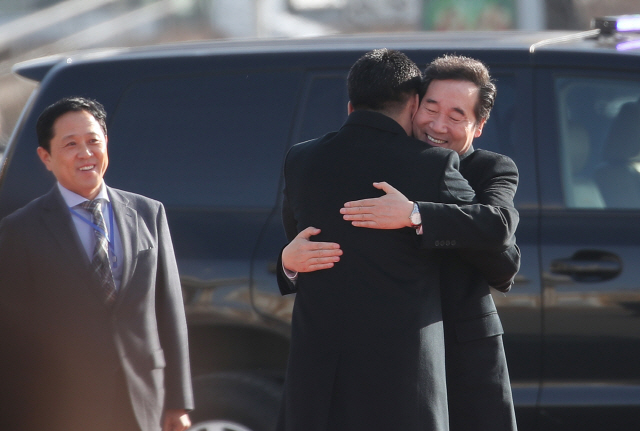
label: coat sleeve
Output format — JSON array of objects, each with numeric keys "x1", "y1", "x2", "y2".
[
  {"x1": 459, "y1": 244, "x2": 520, "y2": 292},
  {"x1": 277, "y1": 148, "x2": 302, "y2": 296},
  {"x1": 455, "y1": 154, "x2": 520, "y2": 291},
  {"x1": 418, "y1": 152, "x2": 519, "y2": 251},
  {"x1": 281, "y1": 147, "x2": 299, "y2": 243},
  {"x1": 155, "y1": 203, "x2": 194, "y2": 410},
  {"x1": 276, "y1": 245, "x2": 298, "y2": 295}
]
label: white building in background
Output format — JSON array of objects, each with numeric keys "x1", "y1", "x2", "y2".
[
  {"x1": 0, "y1": 0, "x2": 552, "y2": 41},
  {"x1": 205, "y1": 0, "x2": 547, "y2": 38},
  {"x1": 517, "y1": 0, "x2": 545, "y2": 30},
  {"x1": 207, "y1": 0, "x2": 424, "y2": 38}
]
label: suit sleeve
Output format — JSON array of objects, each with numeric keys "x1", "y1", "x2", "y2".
[
  {"x1": 418, "y1": 152, "x2": 519, "y2": 251},
  {"x1": 0, "y1": 215, "x2": 40, "y2": 426},
  {"x1": 0, "y1": 215, "x2": 33, "y2": 328},
  {"x1": 155, "y1": 203, "x2": 194, "y2": 410}
]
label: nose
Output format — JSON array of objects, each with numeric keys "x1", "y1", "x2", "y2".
[
  {"x1": 76, "y1": 142, "x2": 93, "y2": 158},
  {"x1": 430, "y1": 113, "x2": 448, "y2": 133}
]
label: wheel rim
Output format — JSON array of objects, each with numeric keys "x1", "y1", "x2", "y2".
[{"x1": 188, "y1": 420, "x2": 254, "y2": 431}]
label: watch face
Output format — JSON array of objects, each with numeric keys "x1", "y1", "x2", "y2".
[{"x1": 411, "y1": 212, "x2": 421, "y2": 226}]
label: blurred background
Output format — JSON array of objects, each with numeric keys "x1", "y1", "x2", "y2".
[{"x1": 0, "y1": 0, "x2": 638, "y2": 150}]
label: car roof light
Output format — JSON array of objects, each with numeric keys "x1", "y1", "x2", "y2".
[
  {"x1": 593, "y1": 15, "x2": 640, "y2": 34},
  {"x1": 617, "y1": 39, "x2": 640, "y2": 52}
]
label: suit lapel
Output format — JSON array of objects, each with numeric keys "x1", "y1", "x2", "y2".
[
  {"x1": 108, "y1": 187, "x2": 138, "y2": 303},
  {"x1": 40, "y1": 187, "x2": 103, "y2": 300}
]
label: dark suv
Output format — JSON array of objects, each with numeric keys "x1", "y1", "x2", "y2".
[{"x1": 2, "y1": 16, "x2": 640, "y2": 431}]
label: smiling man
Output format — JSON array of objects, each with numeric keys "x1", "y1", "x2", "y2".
[
  {"x1": 0, "y1": 97, "x2": 193, "y2": 431},
  {"x1": 413, "y1": 77, "x2": 485, "y2": 154},
  {"x1": 36, "y1": 108, "x2": 109, "y2": 200},
  {"x1": 406, "y1": 55, "x2": 520, "y2": 431}
]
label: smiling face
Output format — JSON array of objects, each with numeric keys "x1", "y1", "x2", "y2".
[
  {"x1": 412, "y1": 79, "x2": 486, "y2": 155},
  {"x1": 37, "y1": 110, "x2": 109, "y2": 199}
]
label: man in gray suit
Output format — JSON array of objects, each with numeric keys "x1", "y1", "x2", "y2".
[{"x1": 0, "y1": 97, "x2": 193, "y2": 431}]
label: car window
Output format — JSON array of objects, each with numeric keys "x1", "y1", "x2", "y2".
[
  {"x1": 105, "y1": 70, "x2": 303, "y2": 208},
  {"x1": 295, "y1": 73, "x2": 349, "y2": 144},
  {"x1": 555, "y1": 76, "x2": 640, "y2": 209},
  {"x1": 474, "y1": 73, "x2": 517, "y2": 157}
]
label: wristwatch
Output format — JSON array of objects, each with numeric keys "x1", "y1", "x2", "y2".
[{"x1": 409, "y1": 201, "x2": 422, "y2": 228}]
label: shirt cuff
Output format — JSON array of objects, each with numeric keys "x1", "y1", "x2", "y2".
[{"x1": 282, "y1": 261, "x2": 298, "y2": 281}]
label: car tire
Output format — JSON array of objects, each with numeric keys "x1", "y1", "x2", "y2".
[{"x1": 189, "y1": 372, "x2": 282, "y2": 431}]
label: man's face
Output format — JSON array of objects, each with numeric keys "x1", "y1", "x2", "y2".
[
  {"x1": 37, "y1": 110, "x2": 109, "y2": 199},
  {"x1": 412, "y1": 79, "x2": 485, "y2": 155}
]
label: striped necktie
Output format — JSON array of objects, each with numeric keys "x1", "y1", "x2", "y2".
[{"x1": 80, "y1": 199, "x2": 117, "y2": 305}]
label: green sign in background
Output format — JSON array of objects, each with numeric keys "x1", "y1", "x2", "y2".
[{"x1": 423, "y1": 0, "x2": 516, "y2": 30}]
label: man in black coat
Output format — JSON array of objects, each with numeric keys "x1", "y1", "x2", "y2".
[
  {"x1": 341, "y1": 55, "x2": 520, "y2": 430},
  {"x1": 282, "y1": 55, "x2": 519, "y2": 431},
  {"x1": 277, "y1": 50, "x2": 516, "y2": 431}
]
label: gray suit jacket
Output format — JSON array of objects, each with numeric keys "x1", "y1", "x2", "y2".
[{"x1": 0, "y1": 185, "x2": 193, "y2": 431}]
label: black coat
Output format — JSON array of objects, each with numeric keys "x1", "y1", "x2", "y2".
[
  {"x1": 277, "y1": 110, "x2": 503, "y2": 431},
  {"x1": 440, "y1": 148, "x2": 520, "y2": 431}
]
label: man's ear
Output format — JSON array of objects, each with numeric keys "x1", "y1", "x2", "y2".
[
  {"x1": 474, "y1": 118, "x2": 487, "y2": 138},
  {"x1": 409, "y1": 93, "x2": 419, "y2": 120},
  {"x1": 347, "y1": 101, "x2": 354, "y2": 115},
  {"x1": 36, "y1": 146, "x2": 52, "y2": 172}
]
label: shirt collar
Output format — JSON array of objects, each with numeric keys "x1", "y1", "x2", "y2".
[
  {"x1": 57, "y1": 182, "x2": 110, "y2": 208},
  {"x1": 460, "y1": 145, "x2": 475, "y2": 161}
]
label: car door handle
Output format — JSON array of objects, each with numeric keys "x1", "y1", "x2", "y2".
[{"x1": 550, "y1": 250, "x2": 622, "y2": 282}]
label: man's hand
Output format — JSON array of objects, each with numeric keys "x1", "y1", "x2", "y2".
[
  {"x1": 162, "y1": 409, "x2": 191, "y2": 431},
  {"x1": 282, "y1": 227, "x2": 342, "y2": 273},
  {"x1": 340, "y1": 182, "x2": 414, "y2": 229}
]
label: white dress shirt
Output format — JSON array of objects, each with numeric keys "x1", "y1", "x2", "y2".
[{"x1": 58, "y1": 182, "x2": 124, "y2": 290}]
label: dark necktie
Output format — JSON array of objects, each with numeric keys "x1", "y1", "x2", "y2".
[{"x1": 80, "y1": 199, "x2": 117, "y2": 305}]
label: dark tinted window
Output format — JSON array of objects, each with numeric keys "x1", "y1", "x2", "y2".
[
  {"x1": 295, "y1": 73, "x2": 349, "y2": 144},
  {"x1": 554, "y1": 76, "x2": 640, "y2": 209},
  {"x1": 106, "y1": 71, "x2": 303, "y2": 208},
  {"x1": 474, "y1": 73, "x2": 516, "y2": 156}
]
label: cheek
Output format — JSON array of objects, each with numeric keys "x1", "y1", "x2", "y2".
[
  {"x1": 462, "y1": 125, "x2": 477, "y2": 141},
  {"x1": 99, "y1": 150, "x2": 109, "y2": 168},
  {"x1": 414, "y1": 110, "x2": 429, "y2": 124}
]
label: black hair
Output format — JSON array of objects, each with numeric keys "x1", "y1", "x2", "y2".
[
  {"x1": 36, "y1": 97, "x2": 107, "y2": 152},
  {"x1": 348, "y1": 48, "x2": 422, "y2": 114},
  {"x1": 422, "y1": 55, "x2": 496, "y2": 123}
]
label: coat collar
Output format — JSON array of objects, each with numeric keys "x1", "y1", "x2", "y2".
[{"x1": 460, "y1": 145, "x2": 475, "y2": 161}]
